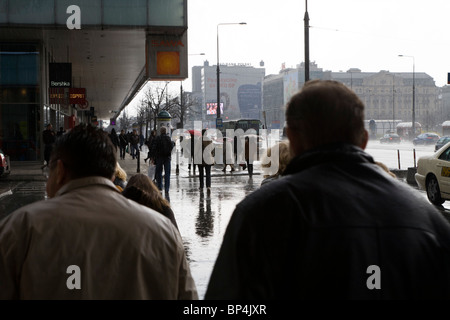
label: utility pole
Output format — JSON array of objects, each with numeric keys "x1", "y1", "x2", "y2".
[{"x1": 304, "y1": 0, "x2": 310, "y2": 83}]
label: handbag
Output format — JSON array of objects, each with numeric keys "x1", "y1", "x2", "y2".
[
  {"x1": 126, "y1": 145, "x2": 129, "y2": 153},
  {"x1": 148, "y1": 162, "x2": 156, "y2": 179}
]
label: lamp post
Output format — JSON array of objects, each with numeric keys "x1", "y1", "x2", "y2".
[
  {"x1": 304, "y1": 0, "x2": 310, "y2": 82},
  {"x1": 180, "y1": 53, "x2": 205, "y2": 126},
  {"x1": 391, "y1": 74, "x2": 396, "y2": 129},
  {"x1": 217, "y1": 22, "x2": 246, "y2": 119},
  {"x1": 177, "y1": 53, "x2": 205, "y2": 174},
  {"x1": 398, "y1": 54, "x2": 415, "y2": 139}
]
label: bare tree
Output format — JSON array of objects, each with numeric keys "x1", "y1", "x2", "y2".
[
  {"x1": 171, "y1": 85, "x2": 201, "y2": 128},
  {"x1": 135, "y1": 98, "x2": 148, "y2": 137},
  {"x1": 143, "y1": 82, "x2": 178, "y2": 131},
  {"x1": 118, "y1": 109, "x2": 132, "y2": 132}
]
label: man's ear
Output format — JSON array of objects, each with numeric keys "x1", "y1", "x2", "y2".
[
  {"x1": 359, "y1": 129, "x2": 369, "y2": 150},
  {"x1": 55, "y1": 159, "x2": 69, "y2": 186}
]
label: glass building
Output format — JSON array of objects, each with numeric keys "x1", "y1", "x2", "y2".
[{"x1": 0, "y1": 0, "x2": 187, "y2": 162}]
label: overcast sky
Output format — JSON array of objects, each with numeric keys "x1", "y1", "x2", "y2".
[{"x1": 184, "y1": 0, "x2": 450, "y2": 90}]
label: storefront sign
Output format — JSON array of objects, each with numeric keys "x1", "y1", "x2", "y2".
[
  {"x1": 69, "y1": 88, "x2": 86, "y2": 104},
  {"x1": 49, "y1": 88, "x2": 68, "y2": 104},
  {"x1": 49, "y1": 63, "x2": 72, "y2": 87},
  {"x1": 146, "y1": 32, "x2": 188, "y2": 80}
]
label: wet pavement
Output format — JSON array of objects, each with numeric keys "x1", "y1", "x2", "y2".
[
  {"x1": 0, "y1": 146, "x2": 263, "y2": 299},
  {"x1": 2, "y1": 140, "x2": 450, "y2": 299}
]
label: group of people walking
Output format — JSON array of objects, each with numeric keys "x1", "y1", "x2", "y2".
[
  {"x1": 15, "y1": 79, "x2": 450, "y2": 300},
  {"x1": 113, "y1": 129, "x2": 143, "y2": 160}
]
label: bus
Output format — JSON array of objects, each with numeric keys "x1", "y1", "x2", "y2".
[
  {"x1": 221, "y1": 118, "x2": 264, "y2": 160},
  {"x1": 221, "y1": 118, "x2": 263, "y2": 136}
]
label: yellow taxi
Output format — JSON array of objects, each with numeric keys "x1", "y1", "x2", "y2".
[{"x1": 415, "y1": 141, "x2": 450, "y2": 205}]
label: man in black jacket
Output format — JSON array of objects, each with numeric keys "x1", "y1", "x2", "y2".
[
  {"x1": 205, "y1": 80, "x2": 450, "y2": 299},
  {"x1": 42, "y1": 123, "x2": 56, "y2": 168},
  {"x1": 150, "y1": 126, "x2": 174, "y2": 194}
]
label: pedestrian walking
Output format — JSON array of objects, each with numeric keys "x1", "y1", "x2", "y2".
[
  {"x1": 122, "y1": 173, "x2": 179, "y2": 230},
  {"x1": 42, "y1": 123, "x2": 56, "y2": 168},
  {"x1": 118, "y1": 129, "x2": 128, "y2": 160},
  {"x1": 56, "y1": 126, "x2": 65, "y2": 137},
  {"x1": 139, "y1": 132, "x2": 145, "y2": 151},
  {"x1": 150, "y1": 126, "x2": 174, "y2": 194},
  {"x1": 196, "y1": 129, "x2": 214, "y2": 194},
  {"x1": 187, "y1": 132, "x2": 197, "y2": 175},
  {"x1": 144, "y1": 129, "x2": 157, "y2": 163},
  {"x1": 221, "y1": 137, "x2": 235, "y2": 173},
  {"x1": 109, "y1": 128, "x2": 119, "y2": 151},
  {"x1": 244, "y1": 135, "x2": 257, "y2": 178},
  {"x1": 129, "y1": 129, "x2": 140, "y2": 159},
  {"x1": 205, "y1": 79, "x2": 450, "y2": 300},
  {"x1": 0, "y1": 123, "x2": 197, "y2": 299}
]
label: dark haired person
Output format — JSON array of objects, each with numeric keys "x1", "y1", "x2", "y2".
[
  {"x1": 118, "y1": 129, "x2": 128, "y2": 160},
  {"x1": 150, "y1": 126, "x2": 174, "y2": 194},
  {"x1": 122, "y1": 173, "x2": 179, "y2": 230},
  {"x1": 42, "y1": 123, "x2": 56, "y2": 168},
  {"x1": 0, "y1": 123, "x2": 197, "y2": 299},
  {"x1": 195, "y1": 129, "x2": 214, "y2": 193},
  {"x1": 206, "y1": 80, "x2": 450, "y2": 300}
]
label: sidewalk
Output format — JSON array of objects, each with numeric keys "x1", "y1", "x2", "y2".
[
  {"x1": 119, "y1": 149, "x2": 260, "y2": 187},
  {"x1": 0, "y1": 149, "x2": 261, "y2": 198}
]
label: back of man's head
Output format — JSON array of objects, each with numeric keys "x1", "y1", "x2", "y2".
[
  {"x1": 286, "y1": 80, "x2": 366, "y2": 152},
  {"x1": 51, "y1": 123, "x2": 117, "y2": 179},
  {"x1": 160, "y1": 126, "x2": 167, "y2": 135}
]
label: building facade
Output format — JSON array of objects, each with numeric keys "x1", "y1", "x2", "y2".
[{"x1": 190, "y1": 61, "x2": 265, "y2": 128}]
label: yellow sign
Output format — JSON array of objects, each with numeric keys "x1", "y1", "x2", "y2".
[
  {"x1": 157, "y1": 52, "x2": 180, "y2": 75},
  {"x1": 146, "y1": 32, "x2": 188, "y2": 80}
]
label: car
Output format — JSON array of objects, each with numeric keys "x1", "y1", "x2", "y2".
[
  {"x1": 380, "y1": 133, "x2": 401, "y2": 144},
  {"x1": 0, "y1": 148, "x2": 11, "y2": 177},
  {"x1": 435, "y1": 136, "x2": 450, "y2": 152},
  {"x1": 415, "y1": 141, "x2": 450, "y2": 205},
  {"x1": 413, "y1": 133, "x2": 440, "y2": 146}
]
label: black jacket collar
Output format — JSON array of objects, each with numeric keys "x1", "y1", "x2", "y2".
[{"x1": 283, "y1": 143, "x2": 375, "y2": 176}]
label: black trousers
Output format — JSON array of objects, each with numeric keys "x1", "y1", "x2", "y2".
[
  {"x1": 44, "y1": 144, "x2": 53, "y2": 164},
  {"x1": 198, "y1": 165, "x2": 212, "y2": 188},
  {"x1": 246, "y1": 160, "x2": 254, "y2": 177}
]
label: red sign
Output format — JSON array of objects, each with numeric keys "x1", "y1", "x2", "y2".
[
  {"x1": 69, "y1": 88, "x2": 86, "y2": 104},
  {"x1": 49, "y1": 88, "x2": 87, "y2": 106},
  {"x1": 49, "y1": 88, "x2": 67, "y2": 104}
]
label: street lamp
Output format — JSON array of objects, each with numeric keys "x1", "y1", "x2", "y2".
[
  {"x1": 304, "y1": 0, "x2": 310, "y2": 83},
  {"x1": 217, "y1": 22, "x2": 247, "y2": 119},
  {"x1": 398, "y1": 54, "x2": 415, "y2": 139}
]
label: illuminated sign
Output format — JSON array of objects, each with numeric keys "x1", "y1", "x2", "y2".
[
  {"x1": 49, "y1": 63, "x2": 72, "y2": 87},
  {"x1": 69, "y1": 88, "x2": 86, "y2": 104},
  {"x1": 49, "y1": 88, "x2": 68, "y2": 104},
  {"x1": 146, "y1": 32, "x2": 188, "y2": 80},
  {"x1": 157, "y1": 52, "x2": 180, "y2": 75},
  {"x1": 206, "y1": 102, "x2": 224, "y2": 115},
  {"x1": 49, "y1": 88, "x2": 86, "y2": 105}
]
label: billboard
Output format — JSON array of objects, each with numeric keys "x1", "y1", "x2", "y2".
[{"x1": 206, "y1": 102, "x2": 224, "y2": 115}]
